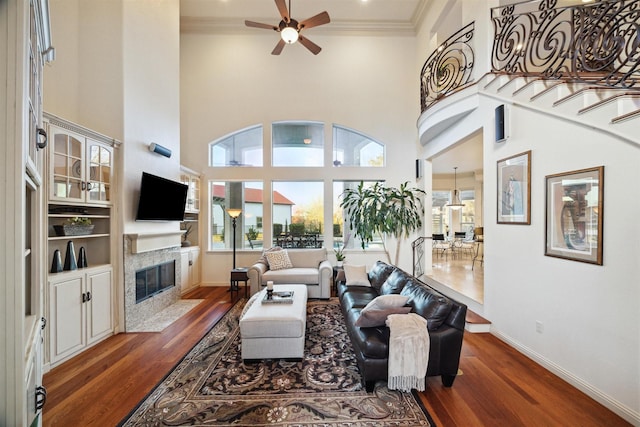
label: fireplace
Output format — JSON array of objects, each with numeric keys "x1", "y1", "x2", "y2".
[
  {"x1": 136, "y1": 261, "x2": 176, "y2": 303},
  {"x1": 124, "y1": 234, "x2": 183, "y2": 331}
]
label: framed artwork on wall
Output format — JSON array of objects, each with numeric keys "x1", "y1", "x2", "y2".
[
  {"x1": 545, "y1": 166, "x2": 604, "y2": 265},
  {"x1": 497, "y1": 150, "x2": 531, "y2": 224}
]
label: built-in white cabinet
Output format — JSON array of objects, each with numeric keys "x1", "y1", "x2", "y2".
[
  {"x1": 45, "y1": 112, "x2": 115, "y2": 205},
  {"x1": 180, "y1": 247, "x2": 201, "y2": 294},
  {"x1": 181, "y1": 167, "x2": 200, "y2": 214},
  {"x1": 43, "y1": 114, "x2": 120, "y2": 369},
  {"x1": 48, "y1": 266, "x2": 113, "y2": 365}
]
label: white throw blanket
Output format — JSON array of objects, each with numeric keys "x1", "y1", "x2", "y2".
[{"x1": 385, "y1": 313, "x2": 430, "y2": 392}]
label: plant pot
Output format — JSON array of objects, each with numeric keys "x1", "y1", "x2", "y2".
[
  {"x1": 336, "y1": 261, "x2": 343, "y2": 267},
  {"x1": 53, "y1": 224, "x2": 95, "y2": 236}
]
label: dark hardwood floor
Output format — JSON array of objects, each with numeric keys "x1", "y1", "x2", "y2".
[{"x1": 42, "y1": 286, "x2": 630, "y2": 426}]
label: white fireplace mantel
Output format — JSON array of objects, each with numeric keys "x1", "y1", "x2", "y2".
[{"x1": 128, "y1": 232, "x2": 184, "y2": 254}]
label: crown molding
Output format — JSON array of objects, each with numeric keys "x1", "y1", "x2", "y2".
[{"x1": 180, "y1": 16, "x2": 417, "y2": 37}]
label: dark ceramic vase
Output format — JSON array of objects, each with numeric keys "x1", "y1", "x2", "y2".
[
  {"x1": 78, "y1": 246, "x2": 88, "y2": 268},
  {"x1": 63, "y1": 241, "x2": 77, "y2": 271},
  {"x1": 50, "y1": 249, "x2": 63, "y2": 273}
]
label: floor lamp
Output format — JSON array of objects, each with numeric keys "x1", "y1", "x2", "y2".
[{"x1": 227, "y1": 208, "x2": 242, "y2": 269}]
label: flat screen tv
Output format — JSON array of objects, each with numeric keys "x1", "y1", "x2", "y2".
[{"x1": 135, "y1": 172, "x2": 188, "y2": 221}]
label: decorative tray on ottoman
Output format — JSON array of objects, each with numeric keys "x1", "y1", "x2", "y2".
[{"x1": 262, "y1": 290, "x2": 295, "y2": 304}]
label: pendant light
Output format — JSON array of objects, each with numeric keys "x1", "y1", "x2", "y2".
[{"x1": 446, "y1": 166, "x2": 465, "y2": 210}]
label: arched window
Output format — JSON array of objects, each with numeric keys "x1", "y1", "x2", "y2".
[
  {"x1": 209, "y1": 125, "x2": 263, "y2": 167},
  {"x1": 333, "y1": 125, "x2": 384, "y2": 167}
]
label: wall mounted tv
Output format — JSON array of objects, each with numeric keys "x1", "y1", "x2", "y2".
[{"x1": 135, "y1": 172, "x2": 188, "y2": 221}]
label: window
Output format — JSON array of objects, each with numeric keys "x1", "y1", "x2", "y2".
[
  {"x1": 272, "y1": 181, "x2": 324, "y2": 248},
  {"x1": 431, "y1": 190, "x2": 450, "y2": 235},
  {"x1": 333, "y1": 181, "x2": 385, "y2": 250},
  {"x1": 210, "y1": 181, "x2": 264, "y2": 250},
  {"x1": 333, "y1": 125, "x2": 384, "y2": 167},
  {"x1": 272, "y1": 122, "x2": 324, "y2": 167},
  {"x1": 207, "y1": 122, "x2": 389, "y2": 251},
  {"x1": 210, "y1": 126, "x2": 263, "y2": 167},
  {"x1": 432, "y1": 189, "x2": 475, "y2": 237}
]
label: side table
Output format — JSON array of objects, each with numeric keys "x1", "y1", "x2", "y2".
[
  {"x1": 332, "y1": 266, "x2": 345, "y2": 296},
  {"x1": 230, "y1": 267, "x2": 249, "y2": 298}
]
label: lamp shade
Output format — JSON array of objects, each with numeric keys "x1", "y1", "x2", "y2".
[
  {"x1": 446, "y1": 167, "x2": 465, "y2": 209},
  {"x1": 227, "y1": 208, "x2": 242, "y2": 218}
]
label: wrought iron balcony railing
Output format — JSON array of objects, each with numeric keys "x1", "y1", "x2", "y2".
[
  {"x1": 492, "y1": 0, "x2": 639, "y2": 88},
  {"x1": 420, "y1": 22, "x2": 475, "y2": 113},
  {"x1": 420, "y1": 0, "x2": 640, "y2": 113}
]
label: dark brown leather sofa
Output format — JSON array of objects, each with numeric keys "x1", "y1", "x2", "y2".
[{"x1": 337, "y1": 261, "x2": 467, "y2": 392}]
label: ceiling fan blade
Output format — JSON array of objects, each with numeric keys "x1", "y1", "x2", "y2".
[
  {"x1": 245, "y1": 20, "x2": 278, "y2": 31},
  {"x1": 271, "y1": 39, "x2": 286, "y2": 55},
  {"x1": 298, "y1": 34, "x2": 322, "y2": 55},
  {"x1": 275, "y1": 0, "x2": 290, "y2": 21},
  {"x1": 299, "y1": 11, "x2": 330, "y2": 30}
]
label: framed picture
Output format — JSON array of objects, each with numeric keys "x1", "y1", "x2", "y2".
[
  {"x1": 545, "y1": 166, "x2": 604, "y2": 265},
  {"x1": 497, "y1": 150, "x2": 531, "y2": 224}
]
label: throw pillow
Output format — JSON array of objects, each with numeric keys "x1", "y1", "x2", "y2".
[
  {"x1": 343, "y1": 264, "x2": 370, "y2": 287},
  {"x1": 355, "y1": 306, "x2": 412, "y2": 328},
  {"x1": 265, "y1": 249, "x2": 293, "y2": 271},
  {"x1": 258, "y1": 246, "x2": 283, "y2": 267},
  {"x1": 361, "y1": 294, "x2": 409, "y2": 313}
]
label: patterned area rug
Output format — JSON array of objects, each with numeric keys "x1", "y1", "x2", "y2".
[{"x1": 121, "y1": 299, "x2": 434, "y2": 426}]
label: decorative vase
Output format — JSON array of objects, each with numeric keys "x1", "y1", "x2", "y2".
[
  {"x1": 63, "y1": 241, "x2": 77, "y2": 271},
  {"x1": 337, "y1": 261, "x2": 343, "y2": 267},
  {"x1": 50, "y1": 249, "x2": 63, "y2": 273},
  {"x1": 78, "y1": 246, "x2": 88, "y2": 268}
]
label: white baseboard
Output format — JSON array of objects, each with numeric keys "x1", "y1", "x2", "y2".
[{"x1": 491, "y1": 328, "x2": 640, "y2": 425}]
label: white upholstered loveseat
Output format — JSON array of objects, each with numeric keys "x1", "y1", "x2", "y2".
[{"x1": 247, "y1": 248, "x2": 332, "y2": 299}]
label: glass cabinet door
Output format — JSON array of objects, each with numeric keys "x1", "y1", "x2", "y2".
[
  {"x1": 51, "y1": 129, "x2": 84, "y2": 202},
  {"x1": 87, "y1": 142, "x2": 113, "y2": 203}
]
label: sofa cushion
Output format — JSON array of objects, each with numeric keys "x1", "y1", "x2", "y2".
[
  {"x1": 263, "y1": 268, "x2": 320, "y2": 285},
  {"x1": 340, "y1": 288, "x2": 379, "y2": 310},
  {"x1": 379, "y1": 269, "x2": 411, "y2": 295},
  {"x1": 286, "y1": 248, "x2": 326, "y2": 268},
  {"x1": 362, "y1": 294, "x2": 409, "y2": 311},
  {"x1": 400, "y1": 279, "x2": 454, "y2": 331},
  {"x1": 265, "y1": 249, "x2": 293, "y2": 270},
  {"x1": 355, "y1": 307, "x2": 412, "y2": 328},
  {"x1": 344, "y1": 264, "x2": 370, "y2": 287},
  {"x1": 368, "y1": 261, "x2": 396, "y2": 292}
]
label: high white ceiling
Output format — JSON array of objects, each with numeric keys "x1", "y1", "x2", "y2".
[{"x1": 180, "y1": 0, "x2": 482, "y2": 175}]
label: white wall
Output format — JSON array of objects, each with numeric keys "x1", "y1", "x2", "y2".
[
  {"x1": 180, "y1": 32, "x2": 422, "y2": 283},
  {"x1": 421, "y1": 89, "x2": 640, "y2": 422},
  {"x1": 415, "y1": 0, "x2": 640, "y2": 422}
]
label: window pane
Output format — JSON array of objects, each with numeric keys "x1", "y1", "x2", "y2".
[
  {"x1": 333, "y1": 125, "x2": 384, "y2": 167},
  {"x1": 333, "y1": 181, "x2": 384, "y2": 250},
  {"x1": 432, "y1": 190, "x2": 450, "y2": 235},
  {"x1": 272, "y1": 181, "x2": 324, "y2": 248},
  {"x1": 272, "y1": 122, "x2": 324, "y2": 167},
  {"x1": 460, "y1": 190, "x2": 475, "y2": 236},
  {"x1": 210, "y1": 126, "x2": 263, "y2": 167},
  {"x1": 210, "y1": 181, "x2": 263, "y2": 250}
]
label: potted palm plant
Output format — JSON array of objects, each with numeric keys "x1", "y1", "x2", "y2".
[{"x1": 339, "y1": 181, "x2": 425, "y2": 266}]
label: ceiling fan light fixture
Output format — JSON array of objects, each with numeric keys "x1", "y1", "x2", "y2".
[{"x1": 281, "y1": 26, "x2": 299, "y2": 44}]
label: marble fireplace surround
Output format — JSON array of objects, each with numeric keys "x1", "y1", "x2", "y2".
[{"x1": 124, "y1": 232, "x2": 184, "y2": 332}]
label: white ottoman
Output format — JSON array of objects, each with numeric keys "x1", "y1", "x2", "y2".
[{"x1": 240, "y1": 285, "x2": 308, "y2": 361}]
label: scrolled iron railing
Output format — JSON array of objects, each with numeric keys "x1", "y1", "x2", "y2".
[
  {"x1": 412, "y1": 236, "x2": 427, "y2": 278},
  {"x1": 491, "y1": 0, "x2": 640, "y2": 88},
  {"x1": 420, "y1": 22, "x2": 475, "y2": 112}
]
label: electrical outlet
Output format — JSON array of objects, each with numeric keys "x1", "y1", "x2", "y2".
[{"x1": 536, "y1": 321, "x2": 544, "y2": 333}]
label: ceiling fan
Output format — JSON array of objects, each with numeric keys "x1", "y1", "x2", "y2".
[{"x1": 245, "y1": 0, "x2": 330, "y2": 55}]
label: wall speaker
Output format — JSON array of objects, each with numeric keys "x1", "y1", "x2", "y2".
[
  {"x1": 149, "y1": 142, "x2": 172, "y2": 158},
  {"x1": 495, "y1": 104, "x2": 508, "y2": 143},
  {"x1": 415, "y1": 159, "x2": 423, "y2": 179}
]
